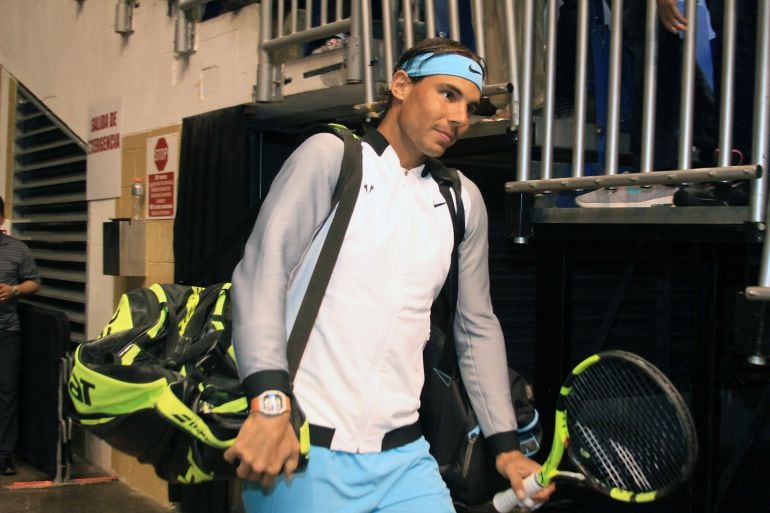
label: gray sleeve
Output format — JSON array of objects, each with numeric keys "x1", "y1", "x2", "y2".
[
  {"x1": 18, "y1": 244, "x2": 40, "y2": 283},
  {"x1": 453, "y1": 173, "x2": 519, "y2": 452},
  {"x1": 231, "y1": 133, "x2": 343, "y2": 399}
]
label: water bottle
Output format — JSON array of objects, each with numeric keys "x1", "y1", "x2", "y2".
[{"x1": 131, "y1": 177, "x2": 144, "y2": 220}]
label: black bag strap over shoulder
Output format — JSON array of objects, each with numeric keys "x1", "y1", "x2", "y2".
[
  {"x1": 425, "y1": 157, "x2": 466, "y2": 376},
  {"x1": 286, "y1": 127, "x2": 362, "y2": 379}
]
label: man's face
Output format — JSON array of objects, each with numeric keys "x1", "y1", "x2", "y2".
[{"x1": 396, "y1": 73, "x2": 481, "y2": 159}]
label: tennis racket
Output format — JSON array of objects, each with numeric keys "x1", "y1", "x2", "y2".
[{"x1": 493, "y1": 350, "x2": 698, "y2": 512}]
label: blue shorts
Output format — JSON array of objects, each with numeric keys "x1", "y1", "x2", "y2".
[{"x1": 241, "y1": 437, "x2": 455, "y2": 513}]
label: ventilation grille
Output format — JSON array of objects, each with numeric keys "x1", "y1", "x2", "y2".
[{"x1": 12, "y1": 85, "x2": 87, "y2": 343}]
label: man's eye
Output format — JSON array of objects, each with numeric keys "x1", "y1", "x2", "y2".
[{"x1": 467, "y1": 104, "x2": 478, "y2": 115}]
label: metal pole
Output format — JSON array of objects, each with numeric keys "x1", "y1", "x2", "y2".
[
  {"x1": 504, "y1": 0, "x2": 520, "y2": 128},
  {"x1": 572, "y1": 0, "x2": 590, "y2": 178},
  {"x1": 320, "y1": 0, "x2": 328, "y2": 25},
  {"x1": 449, "y1": 0, "x2": 460, "y2": 41},
  {"x1": 403, "y1": 0, "x2": 415, "y2": 51},
  {"x1": 750, "y1": 0, "x2": 770, "y2": 225},
  {"x1": 256, "y1": 0, "x2": 273, "y2": 102},
  {"x1": 424, "y1": 0, "x2": 436, "y2": 38},
  {"x1": 517, "y1": 0, "x2": 535, "y2": 181},
  {"x1": 382, "y1": 0, "x2": 395, "y2": 81},
  {"x1": 261, "y1": 19, "x2": 352, "y2": 51},
  {"x1": 717, "y1": 0, "x2": 736, "y2": 168},
  {"x1": 471, "y1": 0, "x2": 485, "y2": 59},
  {"x1": 541, "y1": 0, "x2": 559, "y2": 180},
  {"x1": 277, "y1": 0, "x2": 285, "y2": 37},
  {"x1": 506, "y1": 165, "x2": 760, "y2": 194},
  {"x1": 361, "y1": 0, "x2": 376, "y2": 106},
  {"x1": 640, "y1": 0, "x2": 659, "y2": 172},
  {"x1": 605, "y1": 0, "x2": 623, "y2": 175},
  {"x1": 677, "y1": 0, "x2": 698, "y2": 170},
  {"x1": 347, "y1": 0, "x2": 362, "y2": 83},
  {"x1": 291, "y1": 0, "x2": 298, "y2": 33}
]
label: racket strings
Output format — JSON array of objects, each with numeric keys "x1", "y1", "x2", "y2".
[{"x1": 565, "y1": 358, "x2": 693, "y2": 494}]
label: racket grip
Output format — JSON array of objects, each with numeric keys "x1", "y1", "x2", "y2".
[{"x1": 492, "y1": 473, "x2": 543, "y2": 512}]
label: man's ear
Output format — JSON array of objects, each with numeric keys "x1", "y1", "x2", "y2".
[{"x1": 390, "y1": 70, "x2": 412, "y2": 102}]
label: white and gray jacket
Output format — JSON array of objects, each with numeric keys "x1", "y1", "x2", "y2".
[{"x1": 231, "y1": 129, "x2": 519, "y2": 454}]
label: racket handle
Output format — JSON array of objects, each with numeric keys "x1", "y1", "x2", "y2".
[{"x1": 492, "y1": 473, "x2": 543, "y2": 512}]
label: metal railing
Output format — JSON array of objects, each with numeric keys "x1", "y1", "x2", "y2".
[
  {"x1": 254, "y1": 0, "x2": 518, "y2": 118},
  {"x1": 254, "y1": 1, "x2": 770, "y2": 301},
  {"x1": 510, "y1": 0, "x2": 768, "y2": 192},
  {"x1": 505, "y1": 0, "x2": 770, "y2": 302}
]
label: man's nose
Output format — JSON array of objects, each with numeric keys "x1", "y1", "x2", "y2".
[{"x1": 448, "y1": 103, "x2": 470, "y2": 127}]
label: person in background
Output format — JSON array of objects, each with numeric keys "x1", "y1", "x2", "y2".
[
  {"x1": 0, "y1": 195, "x2": 41, "y2": 475},
  {"x1": 225, "y1": 37, "x2": 555, "y2": 512}
]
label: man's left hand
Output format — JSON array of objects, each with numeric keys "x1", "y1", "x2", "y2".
[
  {"x1": 495, "y1": 450, "x2": 556, "y2": 506},
  {"x1": 0, "y1": 283, "x2": 14, "y2": 302}
]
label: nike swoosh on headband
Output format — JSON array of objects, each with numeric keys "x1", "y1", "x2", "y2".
[{"x1": 401, "y1": 53, "x2": 484, "y2": 92}]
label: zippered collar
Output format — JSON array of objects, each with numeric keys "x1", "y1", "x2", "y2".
[
  {"x1": 362, "y1": 129, "x2": 390, "y2": 156},
  {"x1": 362, "y1": 129, "x2": 455, "y2": 185}
]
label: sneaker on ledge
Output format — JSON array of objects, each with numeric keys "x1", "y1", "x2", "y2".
[{"x1": 575, "y1": 185, "x2": 676, "y2": 208}]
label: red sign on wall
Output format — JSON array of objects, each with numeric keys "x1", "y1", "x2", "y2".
[
  {"x1": 148, "y1": 172, "x2": 175, "y2": 218},
  {"x1": 146, "y1": 133, "x2": 179, "y2": 220},
  {"x1": 154, "y1": 137, "x2": 169, "y2": 171}
]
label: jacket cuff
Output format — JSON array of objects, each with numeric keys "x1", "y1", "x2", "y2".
[
  {"x1": 242, "y1": 370, "x2": 292, "y2": 402},
  {"x1": 485, "y1": 430, "x2": 521, "y2": 456}
]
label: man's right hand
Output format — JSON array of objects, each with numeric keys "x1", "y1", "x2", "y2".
[
  {"x1": 657, "y1": 0, "x2": 688, "y2": 34},
  {"x1": 223, "y1": 406, "x2": 301, "y2": 488}
]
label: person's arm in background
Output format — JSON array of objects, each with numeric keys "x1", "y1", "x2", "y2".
[
  {"x1": 0, "y1": 244, "x2": 41, "y2": 301},
  {"x1": 0, "y1": 280, "x2": 39, "y2": 301},
  {"x1": 657, "y1": 0, "x2": 688, "y2": 34}
]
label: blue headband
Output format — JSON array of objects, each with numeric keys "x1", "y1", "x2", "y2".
[{"x1": 401, "y1": 53, "x2": 484, "y2": 92}]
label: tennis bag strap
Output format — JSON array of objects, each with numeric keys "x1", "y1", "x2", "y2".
[
  {"x1": 425, "y1": 157, "x2": 466, "y2": 375},
  {"x1": 286, "y1": 126, "x2": 362, "y2": 378}
]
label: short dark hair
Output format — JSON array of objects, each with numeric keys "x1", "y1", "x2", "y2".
[
  {"x1": 0, "y1": 196, "x2": 4, "y2": 217},
  {"x1": 379, "y1": 37, "x2": 487, "y2": 114}
]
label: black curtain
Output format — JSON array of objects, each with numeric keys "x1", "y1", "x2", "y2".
[
  {"x1": 174, "y1": 106, "x2": 257, "y2": 286},
  {"x1": 174, "y1": 106, "x2": 300, "y2": 286}
]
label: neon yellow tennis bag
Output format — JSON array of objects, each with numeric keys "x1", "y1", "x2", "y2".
[{"x1": 67, "y1": 282, "x2": 309, "y2": 484}]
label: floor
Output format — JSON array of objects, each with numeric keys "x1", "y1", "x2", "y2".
[
  {"x1": 2, "y1": 443, "x2": 768, "y2": 513},
  {"x1": 0, "y1": 455, "x2": 176, "y2": 513}
]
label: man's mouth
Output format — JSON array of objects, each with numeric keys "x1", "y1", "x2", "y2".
[{"x1": 435, "y1": 129, "x2": 454, "y2": 145}]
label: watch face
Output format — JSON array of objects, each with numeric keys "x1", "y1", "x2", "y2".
[
  {"x1": 263, "y1": 393, "x2": 283, "y2": 410},
  {"x1": 259, "y1": 392, "x2": 287, "y2": 415}
]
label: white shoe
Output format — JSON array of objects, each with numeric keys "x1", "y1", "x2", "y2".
[{"x1": 575, "y1": 185, "x2": 676, "y2": 208}]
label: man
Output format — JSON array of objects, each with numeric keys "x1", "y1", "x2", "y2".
[
  {"x1": 226, "y1": 38, "x2": 554, "y2": 512},
  {"x1": 0, "y1": 196, "x2": 41, "y2": 475}
]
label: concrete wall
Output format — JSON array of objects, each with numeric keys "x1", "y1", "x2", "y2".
[
  {"x1": 0, "y1": 0, "x2": 262, "y2": 505},
  {"x1": 0, "y1": 0, "x2": 260, "y2": 137}
]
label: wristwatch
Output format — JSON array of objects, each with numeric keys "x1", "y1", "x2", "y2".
[
  {"x1": 12, "y1": 286, "x2": 19, "y2": 297},
  {"x1": 255, "y1": 390, "x2": 289, "y2": 416}
]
